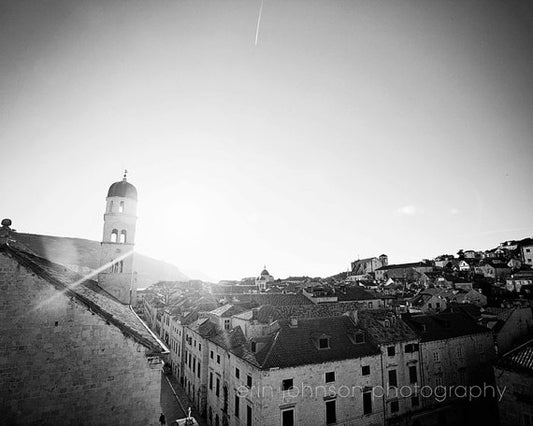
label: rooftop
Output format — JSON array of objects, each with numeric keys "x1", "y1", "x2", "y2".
[
  {"x1": 403, "y1": 312, "x2": 490, "y2": 342},
  {"x1": 1, "y1": 244, "x2": 165, "y2": 355},
  {"x1": 496, "y1": 338, "x2": 533, "y2": 376},
  {"x1": 254, "y1": 316, "x2": 380, "y2": 369}
]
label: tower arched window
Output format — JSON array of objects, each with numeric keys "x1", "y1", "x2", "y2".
[
  {"x1": 119, "y1": 201, "x2": 124, "y2": 213},
  {"x1": 110, "y1": 229, "x2": 118, "y2": 243},
  {"x1": 119, "y1": 260, "x2": 124, "y2": 273},
  {"x1": 120, "y1": 230, "x2": 127, "y2": 244},
  {"x1": 108, "y1": 201, "x2": 114, "y2": 213}
]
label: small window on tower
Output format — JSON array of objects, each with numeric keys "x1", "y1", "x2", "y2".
[
  {"x1": 109, "y1": 201, "x2": 114, "y2": 212},
  {"x1": 120, "y1": 230, "x2": 127, "y2": 244},
  {"x1": 119, "y1": 201, "x2": 124, "y2": 213},
  {"x1": 111, "y1": 229, "x2": 118, "y2": 243}
]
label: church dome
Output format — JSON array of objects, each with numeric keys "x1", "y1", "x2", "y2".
[
  {"x1": 107, "y1": 173, "x2": 137, "y2": 200},
  {"x1": 260, "y1": 268, "x2": 270, "y2": 276}
]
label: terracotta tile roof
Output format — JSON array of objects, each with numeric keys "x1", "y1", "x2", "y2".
[
  {"x1": 496, "y1": 338, "x2": 533, "y2": 376},
  {"x1": 335, "y1": 287, "x2": 377, "y2": 301},
  {"x1": 1, "y1": 245, "x2": 166, "y2": 354},
  {"x1": 445, "y1": 303, "x2": 482, "y2": 320},
  {"x1": 359, "y1": 310, "x2": 418, "y2": 344},
  {"x1": 403, "y1": 312, "x2": 490, "y2": 342},
  {"x1": 208, "y1": 304, "x2": 248, "y2": 318},
  {"x1": 208, "y1": 326, "x2": 260, "y2": 365},
  {"x1": 254, "y1": 316, "x2": 380, "y2": 369},
  {"x1": 375, "y1": 262, "x2": 430, "y2": 271},
  {"x1": 188, "y1": 317, "x2": 217, "y2": 337},
  {"x1": 483, "y1": 307, "x2": 515, "y2": 322},
  {"x1": 243, "y1": 302, "x2": 365, "y2": 323},
  {"x1": 231, "y1": 293, "x2": 313, "y2": 306}
]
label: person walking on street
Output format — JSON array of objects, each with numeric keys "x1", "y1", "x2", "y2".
[{"x1": 159, "y1": 412, "x2": 166, "y2": 425}]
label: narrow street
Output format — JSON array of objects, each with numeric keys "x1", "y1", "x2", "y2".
[{"x1": 160, "y1": 372, "x2": 186, "y2": 424}]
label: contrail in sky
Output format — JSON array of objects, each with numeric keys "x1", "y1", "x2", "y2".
[{"x1": 255, "y1": 0, "x2": 264, "y2": 45}]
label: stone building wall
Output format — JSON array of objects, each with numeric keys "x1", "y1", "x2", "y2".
[{"x1": 0, "y1": 254, "x2": 162, "y2": 426}]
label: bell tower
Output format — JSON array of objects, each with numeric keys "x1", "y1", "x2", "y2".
[{"x1": 98, "y1": 170, "x2": 138, "y2": 304}]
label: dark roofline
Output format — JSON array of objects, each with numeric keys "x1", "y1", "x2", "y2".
[{"x1": 1, "y1": 245, "x2": 166, "y2": 355}]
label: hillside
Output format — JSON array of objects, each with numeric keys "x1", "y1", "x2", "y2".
[{"x1": 14, "y1": 232, "x2": 189, "y2": 288}]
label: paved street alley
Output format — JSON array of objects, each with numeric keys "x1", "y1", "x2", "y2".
[{"x1": 160, "y1": 372, "x2": 186, "y2": 424}]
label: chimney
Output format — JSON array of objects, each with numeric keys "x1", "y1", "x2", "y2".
[{"x1": 289, "y1": 316, "x2": 298, "y2": 327}]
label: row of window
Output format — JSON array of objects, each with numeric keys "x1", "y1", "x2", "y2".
[
  {"x1": 388, "y1": 365, "x2": 418, "y2": 387},
  {"x1": 184, "y1": 350, "x2": 201, "y2": 379},
  {"x1": 108, "y1": 200, "x2": 126, "y2": 213},
  {"x1": 109, "y1": 229, "x2": 127, "y2": 244},
  {"x1": 387, "y1": 343, "x2": 419, "y2": 357}
]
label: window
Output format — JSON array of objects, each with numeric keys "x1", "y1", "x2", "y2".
[
  {"x1": 235, "y1": 394, "x2": 240, "y2": 418},
  {"x1": 368, "y1": 302, "x2": 373, "y2": 309},
  {"x1": 108, "y1": 201, "x2": 114, "y2": 212},
  {"x1": 217, "y1": 354, "x2": 220, "y2": 364},
  {"x1": 326, "y1": 400, "x2": 336, "y2": 425},
  {"x1": 433, "y1": 352, "x2": 440, "y2": 362},
  {"x1": 209, "y1": 372, "x2": 213, "y2": 390},
  {"x1": 251, "y1": 341, "x2": 257, "y2": 352},
  {"x1": 361, "y1": 365, "x2": 370, "y2": 376},
  {"x1": 388, "y1": 370, "x2": 397, "y2": 388},
  {"x1": 120, "y1": 230, "x2": 127, "y2": 244},
  {"x1": 192, "y1": 358, "x2": 196, "y2": 373},
  {"x1": 412, "y1": 395, "x2": 419, "y2": 407},
  {"x1": 216, "y1": 377, "x2": 220, "y2": 397},
  {"x1": 428, "y1": 303, "x2": 432, "y2": 308},
  {"x1": 282, "y1": 379, "x2": 294, "y2": 391},
  {"x1": 119, "y1": 201, "x2": 124, "y2": 213},
  {"x1": 457, "y1": 347, "x2": 463, "y2": 358},
  {"x1": 247, "y1": 405, "x2": 252, "y2": 426},
  {"x1": 436, "y1": 376, "x2": 443, "y2": 386},
  {"x1": 390, "y1": 400, "x2": 399, "y2": 413},
  {"x1": 224, "y1": 319, "x2": 231, "y2": 330},
  {"x1": 523, "y1": 413, "x2": 532, "y2": 426},
  {"x1": 110, "y1": 229, "x2": 118, "y2": 243},
  {"x1": 409, "y1": 365, "x2": 417, "y2": 384},
  {"x1": 210, "y1": 351, "x2": 214, "y2": 359},
  {"x1": 199, "y1": 343, "x2": 201, "y2": 351},
  {"x1": 319, "y1": 338, "x2": 330, "y2": 349},
  {"x1": 282, "y1": 409, "x2": 294, "y2": 426},
  {"x1": 247, "y1": 375, "x2": 252, "y2": 388},
  {"x1": 354, "y1": 332, "x2": 365, "y2": 343},
  {"x1": 325, "y1": 372, "x2": 335, "y2": 383},
  {"x1": 387, "y1": 346, "x2": 395, "y2": 356},
  {"x1": 363, "y1": 391, "x2": 372, "y2": 415},
  {"x1": 235, "y1": 368, "x2": 240, "y2": 379},
  {"x1": 197, "y1": 362, "x2": 201, "y2": 378}
]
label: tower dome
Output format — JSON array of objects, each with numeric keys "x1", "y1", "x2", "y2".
[{"x1": 107, "y1": 171, "x2": 137, "y2": 200}]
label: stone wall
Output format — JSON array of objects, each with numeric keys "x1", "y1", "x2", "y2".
[{"x1": 0, "y1": 253, "x2": 162, "y2": 426}]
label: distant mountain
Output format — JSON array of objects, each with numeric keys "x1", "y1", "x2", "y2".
[{"x1": 14, "y1": 232, "x2": 189, "y2": 288}]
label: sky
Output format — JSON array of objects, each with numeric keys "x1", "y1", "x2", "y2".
[{"x1": 1, "y1": 0, "x2": 533, "y2": 282}]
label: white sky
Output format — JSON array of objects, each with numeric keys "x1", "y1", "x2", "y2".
[{"x1": 1, "y1": 0, "x2": 533, "y2": 281}]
